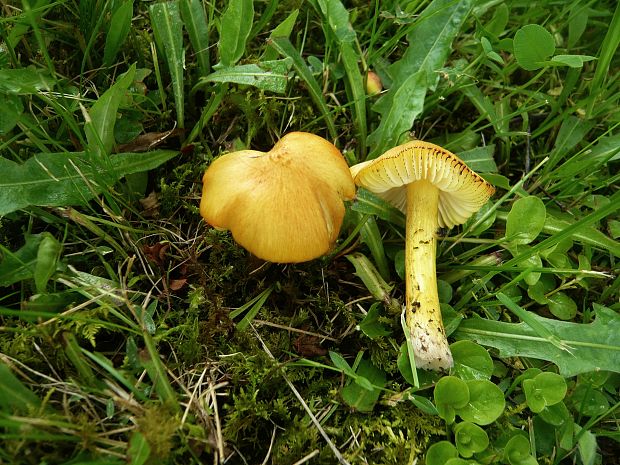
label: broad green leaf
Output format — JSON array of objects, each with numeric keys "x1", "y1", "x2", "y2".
[
  {"x1": 150, "y1": 1, "x2": 185, "y2": 127},
  {"x1": 200, "y1": 60, "x2": 290, "y2": 93},
  {"x1": 103, "y1": 0, "x2": 134, "y2": 67},
  {"x1": 576, "y1": 426, "x2": 597, "y2": 465},
  {"x1": 454, "y1": 421, "x2": 489, "y2": 458},
  {"x1": 568, "y1": 4, "x2": 589, "y2": 48},
  {"x1": 513, "y1": 24, "x2": 555, "y2": 71},
  {"x1": 341, "y1": 358, "x2": 386, "y2": 411},
  {"x1": 179, "y1": 0, "x2": 210, "y2": 75},
  {"x1": 85, "y1": 65, "x2": 136, "y2": 160},
  {"x1": 451, "y1": 341, "x2": 493, "y2": 380},
  {"x1": 368, "y1": 0, "x2": 473, "y2": 156},
  {"x1": 505, "y1": 197, "x2": 546, "y2": 244},
  {"x1": 455, "y1": 379, "x2": 505, "y2": 425},
  {"x1": 454, "y1": 304, "x2": 620, "y2": 377},
  {"x1": 329, "y1": 350, "x2": 355, "y2": 376},
  {"x1": 457, "y1": 145, "x2": 498, "y2": 172},
  {"x1": 317, "y1": 0, "x2": 355, "y2": 43},
  {"x1": 547, "y1": 292, "x2": 577, "y2": 321},
  {"x1": 0, "y1": 150, "x2": 178, "y2": 216},
  {"x1": 0, "y1": 68, "x2": 54, "y2": 94},
  {"x1": 0, "y1": 362, "x2": 42, "y2": 413},
  {"x1": 0, "y1": 93, "x2": 24, "y2": 135},
  {"x1": 128, "y1": 431, "x2": 151, "y2": 465},
  {"x1": 569, "y1": 384, "x2": 609, "y2": 417},
  {"x1": 217, "y1": 0, "x2": 253, "y2": 67},
  {"x1": 0, "y1": 233, "x2": 44, "y2": 286}
]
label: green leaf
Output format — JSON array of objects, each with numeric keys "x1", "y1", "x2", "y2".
[
  {"x1": 368, "y1": 0, "x2": 473, "y2": 156},
  {"x1": 232, "y1": 286, "x2": 274, "y2": 331},
  {"x1": 547, "y1": 292, "x2": 577, "y2": 321},
  {"x1": 504, "y1": 434, "x2": 538, "y2": 465},
  {"x1": 457, "y1": 145, "x2": 498, "y2": 172},
  {"x1": 576, "y1": 425, "x2": 597, "y2": 465},
  {"x1": 513, "y1": 24, "x2": 555, "y2": 71},
  {"x1": 451, "y1": 340, "x2": 494, "y2": 381},
  {"x1": 568, "y1": 4, "x2": 589, "y2": 48},
  {"x1": 200, "y1": 59, "x2": 290, "y2": 93},
  {"x1": 455, "y1": 379, "x2": 505, "y2": 425},
  {"x1": 505, "y1": 197, "x2": 546, "y2": 245},
  {"x1": 85, "y1": 65, "x2": 136, "y2": 159},
  {"x1": 34, "y1": 233, "x2": 61, "y2": 293},
  {"x1": 341, "y1": 358, "x2": 386, "y2": 412},
  {"x1": 103, "y1": 0, "x2": 134, "y2": 67},
  {"x1": 179, "y1": 0, "x2": 211, "y2": 75},
  {"x1": 0, "y1": 233, "x2": 44, "y2": 286},
  {"x1": 523, "y1": 372, "x2": 567, "y2": 413},
  {"x1": 550, "y1": 54, "x2": 596, "y2": 68},
  {"x1": 454, "y1": 421, "x2": 489, "y2": 458},
  {"x1": 0, "y1": 93, "x2": 24, "y2": 135},
  {"x1": 217, "y1": 0, "x2": 253, "y2": 67},
  {"x1": 329, "y1": 350, "x2": 355, "y2": 376},
  {"x1": 150, "y1": 1, "x2": 185, "y2": 128},
  {"x1": 0, "y1": 362, "x2": 42, "y2": 414},
  {"x1": 0, "y1": 150, "x2": 178, "y2": 216},
  {"x1": 426, "y1": 441, "x2": 459, "y2": 465},
  {"x1": 455, "y1": 304, "x2": 620, "y2": 377},
  {"x1": 351, "y1": 188, "x2": 406, "y2": 228},
  {"x1": 262, "y1": 10, "x2": 298, "y2": 61},
  {"x1": 0, "y1": 68, "x2": 54, "y2": 94},
  {"x1": 317, "y1": 0, "x2": 355, "y2": 43},
  {"x1": 434, "y1": 375, "x2": 470, "y2": 424},
  {"x1": 358, "y1": 303, "x2": 391, "y2": 339},
  {"x1": 128, "y1": 431, "x2": 151, "y2": 465}
]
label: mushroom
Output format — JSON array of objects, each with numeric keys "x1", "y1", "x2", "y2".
[
  {"x1": 200, "y1": 132, "x2": 356, "y2": 263},
  {"x1": 350, "y1": 141, "x2": 495, "y2": 371}
]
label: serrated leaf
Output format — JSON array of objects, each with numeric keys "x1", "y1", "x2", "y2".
[
  {"x1": 454, "y1": 304, "x2": 620, "y2": 377},
  {"x1": 201, "y1": 60, "x2": 290, "y2": 93},
  {"x1": 0, "y1": 150, "x2": 178, "y2": 216}
]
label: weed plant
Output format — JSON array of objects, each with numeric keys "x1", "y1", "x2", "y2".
[{"x1": 0, "y1": 0, "x2": 619, "y2": 464}]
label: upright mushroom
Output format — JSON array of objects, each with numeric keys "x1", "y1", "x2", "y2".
[
  {"x1": 350, "y1": 141, "x2": 495, "y2": 371},
  {"x1": 200, "y1": 132, "x2": 356, "y2": 263}
]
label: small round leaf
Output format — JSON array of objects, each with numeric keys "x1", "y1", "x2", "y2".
[
  {"x1": 451, "y1": 341, "x2": 494, "y2": 380},
  {"x1": 504, "y1": 434, "x2": 538, "y2": 465},
  {"x1": 505, "y1": 196, "x2": 546, "y2": 245},
  {"x1": 454, "y1": 421, "x2": 489, "y2": 458},
  {"x1": 547, "y1": 292, "x2": 577, "y2": 320},
  {"x1": 456, "y1": 379, "x2": 505, "y2": 425},
  {"x1": 434, "y1": 376, "x2": 470, "y2": 424},
  {"x1": 426, "y1": 441, "x2": 458, "y2": 465},
  {"x1": 513, "y1": 24, "x2": 555, "y2": 71}
]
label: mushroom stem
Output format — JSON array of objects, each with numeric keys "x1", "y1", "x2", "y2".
[{"x1": 405, "y1": 179, "x2": 453, "y2": 371}]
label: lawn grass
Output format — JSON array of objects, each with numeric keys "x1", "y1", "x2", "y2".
[{"x1": 0, "y1": 0, "x2": 619, "y2": 464}]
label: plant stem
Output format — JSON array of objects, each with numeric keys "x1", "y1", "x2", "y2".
[{"x1": 405, "y1": 180, "x2": 453, "y2": 371}]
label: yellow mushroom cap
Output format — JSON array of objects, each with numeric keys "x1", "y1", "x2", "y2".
[
  {"x1": 350, "y1": 141, "x2": 495, "y2": 228},
  {"x1": 200, "y1": 132, "x2": 356, "y2": 263}
]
